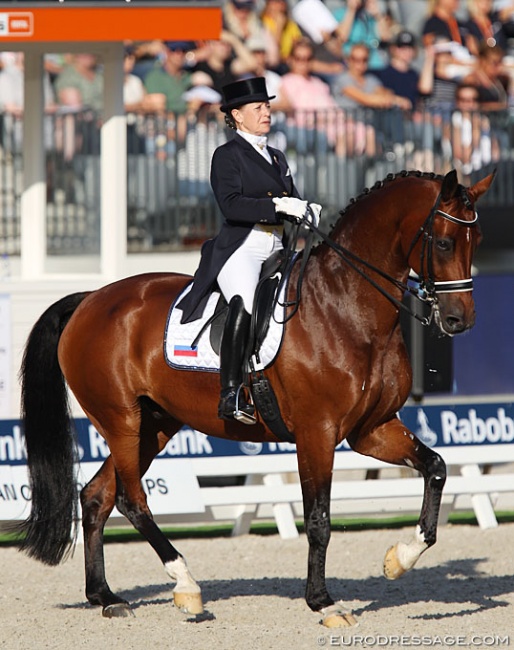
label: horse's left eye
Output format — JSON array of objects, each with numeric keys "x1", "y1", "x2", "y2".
[{"x1": 435, "y1": 238, "x2": 453, "y2": 252}]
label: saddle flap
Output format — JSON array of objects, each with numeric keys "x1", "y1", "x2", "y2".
[
  {"x1": 207, "y1": 276, "x2": 281, "y2": 358},
  {"x1": 254, "y1": 276, "x2": 280, "y2": 351},
  {"x1": 259, "y1": 249, "x2": 285, "y2": 280}
]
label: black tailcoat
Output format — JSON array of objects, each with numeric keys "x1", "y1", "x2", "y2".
[{"x1": 178, "y1": 133, "x2": 301, "y2": 323}]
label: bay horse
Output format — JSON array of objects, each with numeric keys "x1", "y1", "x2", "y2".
[{"x1": 17, "y1": 170, "x2": 493, "y2": 627}]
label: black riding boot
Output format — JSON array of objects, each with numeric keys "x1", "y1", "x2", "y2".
[{"x1": 218, "y1": 295, "x2": 256, "y2": 424}]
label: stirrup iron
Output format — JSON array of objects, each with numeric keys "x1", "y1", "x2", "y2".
[{"x1": 233, "y1": 385, "x2": 257, "y2": 425}]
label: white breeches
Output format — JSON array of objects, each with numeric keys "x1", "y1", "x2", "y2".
[{"x1": 217, "y1": 226, "x2": 284, "y2": 315}]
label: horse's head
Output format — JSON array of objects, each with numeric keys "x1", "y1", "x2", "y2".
[{"x1": 405, "y1": 169, "x2": 495, "y2": 336}]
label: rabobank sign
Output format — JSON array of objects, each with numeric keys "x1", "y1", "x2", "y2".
[
  {"x1": 440, "y1": 408, "x2": 514, "y2": 444},
  {"x1": 1, "y1": 402, "x2": 513, "y2": 468},
  {"x1": 0, "y1": 418, "x2": 305, "y2": 468},
  {"x1": 399, "y1": 402, "x2": 514, "y2": 447}
]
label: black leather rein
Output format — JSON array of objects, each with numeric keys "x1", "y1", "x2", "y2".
[{"x1": 289, "y1": 194, "x2": 479, "y2": 326}]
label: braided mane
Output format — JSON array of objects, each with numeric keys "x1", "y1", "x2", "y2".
[
  {"x1": 338, "y1": 170, "x2": 443, "y2": 218},
  {"x1": 317, "y1": 169, "x2": 473, "y2": 249}
]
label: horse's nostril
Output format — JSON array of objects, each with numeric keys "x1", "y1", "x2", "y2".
[{"x1": 445, "y1": 316, "x2": 465, "y2": 333}]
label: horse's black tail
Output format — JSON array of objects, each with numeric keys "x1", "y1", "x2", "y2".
[{"x1": 15, "y1": 292, "x2": 90, "y2": 565}]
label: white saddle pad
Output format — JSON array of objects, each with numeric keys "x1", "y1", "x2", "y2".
[{"x1": 164, "y1": 283, "x2": 287, "y2": 372}]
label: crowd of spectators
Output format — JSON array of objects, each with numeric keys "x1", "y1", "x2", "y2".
[{"x1": 2, "y1": 0, "x2": 514, "y2": 176}]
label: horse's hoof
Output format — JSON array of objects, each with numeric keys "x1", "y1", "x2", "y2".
[
  {"x1": 102, "y1": 603, "x2": 134, "y2": 618},
  {"x1": 320, "y1": 602, "x2": 358, "y2": 628},
  {"x1": 383, "y1": 544, "x2": 406, "y2": 580},
  {"x1": 173, "y1": 591, "x2": 204, "y2": 615}
]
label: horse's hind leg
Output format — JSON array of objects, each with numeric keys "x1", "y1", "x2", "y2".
[
  {"x1": 348, "y1": 416, "x2": 446, "y2": 579},
  {"x1": 113, "y1": 464, "x2": 204, "y2": 618},
  {"x1": 81, "y1": 411, "x2": 202, "y2": 617},
  {"x1": 81, "y1": 456, "x2": 127, "y2": 611}
]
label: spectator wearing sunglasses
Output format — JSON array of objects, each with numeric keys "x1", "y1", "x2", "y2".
[
  {"x1": 332, "y1": 43, "x2": 410, "y2": 156},
  {"x1": 280, "y1": 38, "x2": 345, "y2": 154}
]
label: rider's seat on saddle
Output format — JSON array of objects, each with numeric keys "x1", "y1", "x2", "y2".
[{"x1": 209, "y1": 249, "x2": 286, "y2": 355}]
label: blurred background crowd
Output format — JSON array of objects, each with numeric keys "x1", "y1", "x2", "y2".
[
  {"x1": 2, "y1": 0, "x2": 514, "y2": 252},
  {"x1": 1, "y1": 0, "x2": 514, "y2": 161}
]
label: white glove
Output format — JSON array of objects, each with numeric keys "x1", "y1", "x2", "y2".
[
  {"x1": 273, "y1": 196, "x2": 308, "y2": 221},
  {"x1": 306, "y1": 202, "x2": 322, "y2": 228}
]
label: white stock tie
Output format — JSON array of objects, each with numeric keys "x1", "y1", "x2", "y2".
[{"x1": 256, "y1": 137, "x2": 267, "y2": 151}]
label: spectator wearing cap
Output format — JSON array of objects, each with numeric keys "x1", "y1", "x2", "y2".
[
  {"x1": 372, "y1": 32, "x2": 437, "y2": 161},
  {"x1": 143, "y1": 41, "x2": 194, "y2": 115},
  {"x1": 412, "y1": 38, "x2": 470, "y2": 172},
  {"x1": 373, "y1": 31, "x2": 434, "y2": 109},
  {"x1": 420, "y1": 40, "x2": 463, "y2": 113},
  {"x1": 420, "y1": 37, "x2": 477, "y2": 166},
  {"x1": 183, "y1": 72, "x2": 223, "y2": 112}
]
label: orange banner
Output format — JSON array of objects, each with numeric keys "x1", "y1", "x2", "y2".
[{"x1": 0, "y1": 7, "x2": 222, "y2": 42}]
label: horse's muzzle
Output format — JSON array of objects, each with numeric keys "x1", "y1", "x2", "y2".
[{"x1": 433, "y1": 295, "x2": 476, "y2": 336}]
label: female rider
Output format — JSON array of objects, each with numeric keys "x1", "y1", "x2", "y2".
[{"x1": 177, "y1": 77, "x2": 321, "y2": 423}]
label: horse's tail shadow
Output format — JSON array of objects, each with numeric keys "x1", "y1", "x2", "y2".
[{"x1": 15, "y1": 292, "x2": 90, "y2": 565}]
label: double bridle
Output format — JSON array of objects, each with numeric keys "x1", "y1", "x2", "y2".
[
  {"x1": 283, "y1": 190, "x2": 479, "y2": 326},
  {"x1": 405, "y1": 191, "x2": 478, "y2": 303}
]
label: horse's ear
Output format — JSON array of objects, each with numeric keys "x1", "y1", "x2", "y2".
[
  {"x1": 467, "y1": 169, "x2": 496, "y2": 203},
  {"x1": 440, "y1": 169, "x2": 459, "y2": 201}
]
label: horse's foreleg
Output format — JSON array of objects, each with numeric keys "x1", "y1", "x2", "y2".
[
  {"x1": 383, "y1": 445, "x2": 446, "y2": 580},
  {"x1": 348, "y1": 417, "x2": 447, "y2": 579},
  {"x1": 297, "y1": 439, "x2": 358, "y2": 628}
]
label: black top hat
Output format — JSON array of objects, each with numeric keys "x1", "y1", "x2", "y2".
[{"x1": 220, "y1": 77, "x2": 275, "y2": 113}]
